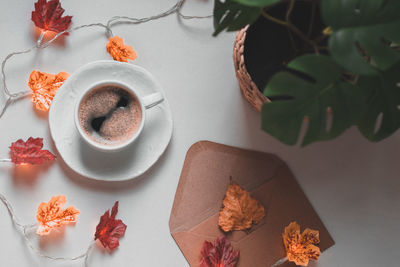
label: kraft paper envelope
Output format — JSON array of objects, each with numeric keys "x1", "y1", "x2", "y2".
[{"x1": 169, "y1": 141, "x2": 334, "y2": 267}]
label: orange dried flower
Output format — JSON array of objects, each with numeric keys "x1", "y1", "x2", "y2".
[
  {"x1": 36, "y1": 195, "x2": 80, "y2": 235},
  {"x1": 218, "y1": 183, "x2": 265, "y2": 232},
  {"x1": 28, "y1": 70, "x2": 69, "y2": 111},
  {"x1": 106, "y1": 36, "x2": 137, "y2": 62},
  {"x1": 282, "y1": 222, "x2": 321, "y2": 266}
]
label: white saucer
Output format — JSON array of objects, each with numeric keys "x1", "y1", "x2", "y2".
[{"x1": 49, "y1": 60, "x2": 173, "y2": 181}]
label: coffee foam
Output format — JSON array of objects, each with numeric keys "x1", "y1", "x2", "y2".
[{"x1": 78, "y1": 85, "x2": 142, "y2": 145}]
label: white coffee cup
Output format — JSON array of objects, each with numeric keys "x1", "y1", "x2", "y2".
[{"x1": 74, "y1": 80, "x2": 164, "y2": 152}]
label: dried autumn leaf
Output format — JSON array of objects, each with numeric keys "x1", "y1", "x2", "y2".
[
  {"x1": 200, "y1": 236, "x2": 240, "y2": 267},
  {"x1": 106, "y1": 36, "x2": 138, "y2": 62},
  {"x1": 282, "y1": 221, "x2": 321, "y2": 266},
  {"x1": 28, "y1": 70, "x2": 69, "y2": 111},
  {"x1": 218, "y1": 182, "x2": 265, "y2": 232},
  {"x1": 95, "y1": 201, "x2": 127, "y2": 250},
  {"x1": 9, "y1": 137, "x2": 56, "y2": 165},
  {"x1": 31, "y1": 0, "x2": 72, "y2": 33},
  {"x1": 36, "y1": 195, "x2": 80, "y2": 235}
]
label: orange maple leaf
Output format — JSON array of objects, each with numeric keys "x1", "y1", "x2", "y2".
[
  {"x1": 36, "y1": 195, "x2": 80, "y2": 235},
  {"x1": 106, "y1": 36, "x2": 137, "y2": 62},
  {"x1": 28, "y1": 70, "x2": 69, "y2": 111},
  {"x1": 282, "y1": 222, "x2": 321, "y2": 266},
  {"x1": 218, "y1": 183, "x2": 265, "y2": 232}
]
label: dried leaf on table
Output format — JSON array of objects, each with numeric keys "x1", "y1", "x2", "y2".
[
  {"x1": 282, "y1": 221, "x2": 321, "y2": 266},
  {"x1": 36, "y1": 195, "x2": 80, "y2": 235},
  {"x1": 31, "y1": 0, "x2": 72, "y2": 33},
  {"x1": 9, "y1": 137, "x2": 56, "y2": 165},
  {"x1": 106, "y1": 36, "x2": 138, "y2": 62},
  {"x1": 200, "y1": 236, "x2": 240, "y2": 267},
  {"x1": 218, "y1": 182, "x2": 265, "y2": 232},
  {"x1": 95, "y1": 201, "x2": 127, "y2": 250},
  {"x1": 28, "y1": 70, "x2": 69, "y2": 111}
]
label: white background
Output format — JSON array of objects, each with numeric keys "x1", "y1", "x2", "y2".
[{"x1": 0, "y1": 0, "x2": 399, "y2": 266}]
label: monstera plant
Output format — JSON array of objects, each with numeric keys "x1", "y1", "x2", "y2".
[{"x1": 214, "y1": 0, "x2": 400, "y2": 146}]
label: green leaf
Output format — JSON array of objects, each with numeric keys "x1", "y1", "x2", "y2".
[
  {"x1": 321, "y1": 0, "x2": 400, "y2": 75},
  {"x1": 357, "y1": 64, "x2": 400, "y2": 141},
  {"x1": 261, "y1": 55, "x2": 365, "y2": 146},
  {"x1": 233, "y1": 0, "x2": 280, "y2": 7},
  {"x1": 213, "y1": 0, "x2": 261, "y2": 36}
]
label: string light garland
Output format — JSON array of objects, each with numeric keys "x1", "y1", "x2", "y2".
[
  {"x1": 0, "y1": 0, "x2": 211, "y2": 265},
  {"x1": 0, "y1": 193, "x2": 94, "y2": 266},
  {"x1": 0, "y1": 0, "x2": 212, "y2": 118},
  {"x1": 0, "y1": 193, "x2": 128, "y2": 266}
]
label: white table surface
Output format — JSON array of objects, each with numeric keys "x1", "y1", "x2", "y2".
[{"x1": 0, "y1": 0, "x2": 399, "y2": 266}]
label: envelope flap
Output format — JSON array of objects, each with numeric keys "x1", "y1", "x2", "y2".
[
  {"x1": 169, "y1": 141, "x2": 334, "y2": 267},
  {"x1": 169, "y1": 141, "x2": 285, "y2": 232}
]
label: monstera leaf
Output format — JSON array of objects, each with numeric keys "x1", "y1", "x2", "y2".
[
  {"x1": 233, "y1": 0, "x2": 280, "y2": 7},
  {"x1": 261, "y1": 55, "x2": 365, "y2": 146},
  {"x1": 322, "y1": 0, "x2": 400, "y2": 75},
  {"x1": 357, "y1": 64, "x2": 400, "y2": 141},
  {"x1": 213, "y1": 0, "x2": 261, "y2": 36}
]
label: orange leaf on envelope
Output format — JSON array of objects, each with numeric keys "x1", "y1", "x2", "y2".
[
  {"x1": 106, "y1": 36, "x2": 137, "y2": 62},
  {"x1": 28, "y1": 70, "x2": 69, "y2": 111},
  {"x1": 36, "y1": 195, "x2": 80, "y2": 235},
  {"x1": 218, "y1": 182, "x2": 265, "y2": 232},
  {"x1": 282, "y1": 221, "x2": 321, "y2": 266}
]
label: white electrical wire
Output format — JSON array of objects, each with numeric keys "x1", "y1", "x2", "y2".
[{"x1": 0, "y1": 0, "x2": 212, "y2": 118}]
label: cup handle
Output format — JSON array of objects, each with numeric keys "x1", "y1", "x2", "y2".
[{"x1": 142, "y1": 92, "x2": 164, "y2": 109}]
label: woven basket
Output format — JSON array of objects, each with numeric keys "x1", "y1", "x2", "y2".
[{"x1": 233, "y1": 26, "x2": 270, "y2": 112}]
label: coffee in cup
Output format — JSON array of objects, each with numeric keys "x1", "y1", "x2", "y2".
[
  {"x1": 74, "y1": 81, "x2": 163, "y2": 152},
  {"x1": 78, "y1": 85, "x2": 142, "y2": 145}
]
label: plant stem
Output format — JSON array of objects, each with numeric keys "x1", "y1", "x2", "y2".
[
  {"x1": 287, "y1": 28, "x2": 297, "y2": 53},
  {"x1": 342, "y1": 72, "x2": 359, "y2": 84},
  {"x1": 261, "y1": 10, "x2": 286, "y2": 26},
  {"x1": 285, "y1": 0, "x2": 295, "y2": 22},
  {"x1": 307, "y1": 0, "x2": 317, "y2": 37},
  {"x1": 313, "y1": 46, "x2": 320, "y2": 55},
  {"x1": 261, "y1": 6, "x2": 318, "y2": 51},
  {"x1": 285, "y1": 0, "x2": 297, "y2": 54},
  {"x1": 314, "y1": 33, "x2": 328, "y2": 44}
]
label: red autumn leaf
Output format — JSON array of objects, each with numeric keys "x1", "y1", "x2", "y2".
[
  {"x1": 95, "y1": 201, "x2": 127, "y2": 250},
  {"x1": 9, "y1": 137, "x2": 56, "y2": 165},
  {"x1": 31, "y1": 0, "x2": 72, "y2": 33},
  {"x1": 200, "y1": 236, "x2": 240, "y2": 267}
]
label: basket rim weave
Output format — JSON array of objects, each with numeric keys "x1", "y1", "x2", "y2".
[{"x1": 233, "y1": 25, "x2": 270, "y2": 112}]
